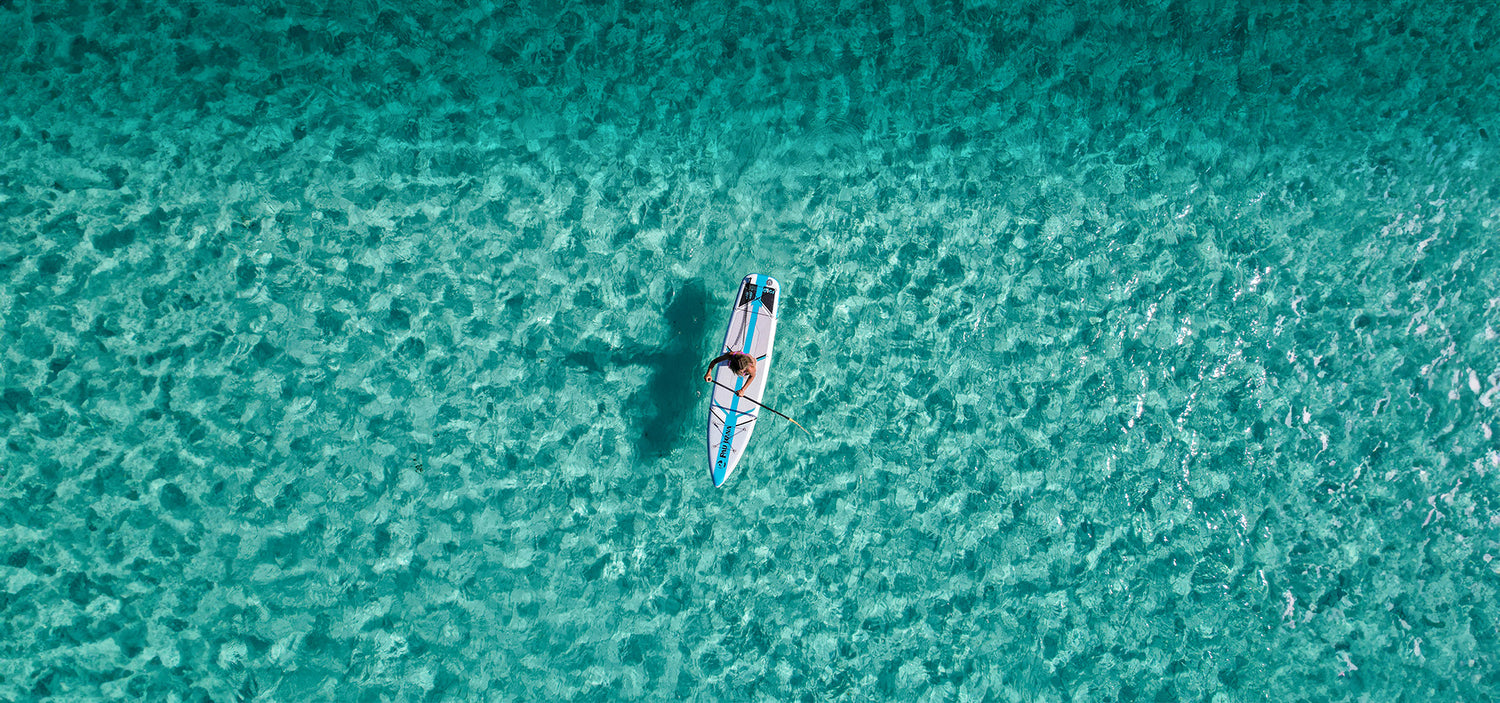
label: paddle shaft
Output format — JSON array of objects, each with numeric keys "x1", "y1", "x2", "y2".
[{"x1": 708, "y1": 378, "x2": 812, "y2": 436}]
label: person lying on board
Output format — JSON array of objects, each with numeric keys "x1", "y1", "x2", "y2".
[{"x1": 703, "y1": 351, "x2": 757, "y2": 396}]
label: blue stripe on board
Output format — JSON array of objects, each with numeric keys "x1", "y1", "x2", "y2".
[{"x1": 714, "y1": 274, "x2": 765, "y2": 486}]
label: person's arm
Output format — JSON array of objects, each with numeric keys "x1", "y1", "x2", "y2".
[
  {"x1": 735, "y1": 365, "x2": 755, "y2": 396},
  {"x1": 703, "y1": 353, "x2": 733, "y2": 381}
]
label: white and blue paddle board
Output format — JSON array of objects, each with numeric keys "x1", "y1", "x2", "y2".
[{"x1": 707, "y1": 274, "x2": 781, "y2": 487}]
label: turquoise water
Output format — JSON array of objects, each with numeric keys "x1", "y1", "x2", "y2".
[{"x1": 2, "y1": 0, "x2": 1498, "y2": 700}]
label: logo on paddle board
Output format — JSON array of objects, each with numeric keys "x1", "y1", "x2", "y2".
[{"x1": 716, "y1": 430, "x2": 734, "y2": 476}]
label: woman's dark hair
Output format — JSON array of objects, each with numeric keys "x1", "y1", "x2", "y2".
[{"x1": 729, "y1": 354, "x2": 753, "y2": 374}]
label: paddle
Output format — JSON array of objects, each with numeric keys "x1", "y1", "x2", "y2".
[{"x1": 707, "y1": 378, "x2": 812, "y2": 436}]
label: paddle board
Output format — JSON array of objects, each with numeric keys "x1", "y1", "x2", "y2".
[{"x1": 706, "y1": 274, "x2": 780, "y2": 487}]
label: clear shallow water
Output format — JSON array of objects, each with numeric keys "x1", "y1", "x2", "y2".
[{"x1": 2, "y1": 0, "x2": 1498, "y2": 700}]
